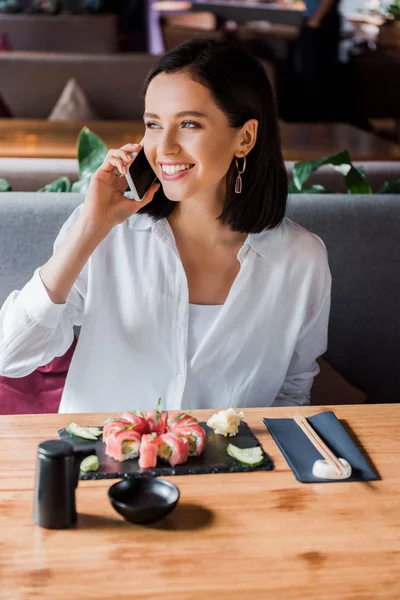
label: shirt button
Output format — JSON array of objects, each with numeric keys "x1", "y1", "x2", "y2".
[{"x1": 177, "y1": 374, "x2": 184, "y2": 382}]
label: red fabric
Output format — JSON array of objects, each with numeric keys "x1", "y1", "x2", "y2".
[
  {"x1": 0, "y1": 33, "x2": 12, "y2": 52},
  {"x1": 0, "y1": 338, "x2": 77, "y2": 415}
]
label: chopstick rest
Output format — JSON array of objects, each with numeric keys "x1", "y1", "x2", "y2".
[{"x1": 312, "y1": 458, "x2": 352, "y2": 480}]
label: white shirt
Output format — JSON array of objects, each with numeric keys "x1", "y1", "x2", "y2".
[
  {"x1": 187, "y1": 304, "x2": 222, "y2": 361},
  {"x1": 0, "y1": 206, "x2": 331, "y2": 413}
]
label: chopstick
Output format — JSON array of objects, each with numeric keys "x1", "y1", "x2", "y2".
[{"x1": 293, "y1": 415, "x2": 345, "y2": 476}]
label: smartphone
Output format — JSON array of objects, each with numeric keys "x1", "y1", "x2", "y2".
[{"x1": 125, "y1": 146, "x2": 157, "y2": 203}]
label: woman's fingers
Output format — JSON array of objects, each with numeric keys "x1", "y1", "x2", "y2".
[
  {"x1": 98, "y1": 144, "x2": 143, "y2": 176},
  {"x1": 109, "y1": 156, "x2": 127, "y2": 176},
  {"x1": 120, "y1": 143, "x2": 142, "y2": 153}
]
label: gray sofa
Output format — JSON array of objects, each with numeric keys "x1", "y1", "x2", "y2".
[
  {"x1": 0, "y1": 52, "x2": 157, "y2": 119},
  {"x1": 2, "y1": 158, "x2": 400, "y2": 194},
  {"x1": 0, "y1": 192, "x2": 399, "y2": 405}
]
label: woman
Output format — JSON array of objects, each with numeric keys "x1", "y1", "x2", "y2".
[{"x1": 0, "y1": 39, "x2": 331, "y2": 412}]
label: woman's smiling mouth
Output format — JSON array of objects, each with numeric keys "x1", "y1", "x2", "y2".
[{"x1": 159, "y1": 163, "x2": 195, "y2": 180}]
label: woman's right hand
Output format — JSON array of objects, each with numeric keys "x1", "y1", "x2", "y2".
[{"x1": 81, "y1": 143, "x2": 160, "y2": 232}]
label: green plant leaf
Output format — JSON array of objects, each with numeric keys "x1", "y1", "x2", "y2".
[
  {"x1": 344, "y1": 167, "x2": 371, "y2": 194},
  {"x1": 379, "y1": 179, "x2": 400, "y2": 194},
  {"x1": 77, "y1": 127, "x2": 108, "y2": 180},
  {"x1": 289, "y1": 181, "x2": 327, "y2": 194},
  {"x1": 0, "y1": 178, "x2": 12, "y2": 191},
  {"x1": 71, "y1": 177, "x2": 91, "y2": 193},
  {"x1": 293, "y1": 150, "x2": 352, "y2": 191},
  {"x1": 292, "y1": 150, "x2": 372, "y2": 194},
  {"x1": 37, "y1": 177, "x2": 72, "y2": 193}
]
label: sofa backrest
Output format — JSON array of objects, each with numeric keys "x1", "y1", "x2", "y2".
[
  {"x1": 0, "y1": 192, "x2": 399, "y2": 404},
  {"x1": 0, "y1": 158, "x2": 79, "y2": 192},
  {"x1": 0, "y1": 52, "x2": 157, "y2": 119},
  {"x1": 0, "y1": 14, "x2": 118, "y2": 53},
  {"x1": 287, "y1": 193, "x2": 400, "y2": 404},
  {"x1": 285, "y1": 161, "x2": 400, "y2": 194}
]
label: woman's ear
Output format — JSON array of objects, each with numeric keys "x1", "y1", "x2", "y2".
[{"x1": 235, "y1": 119, "x2": 258, "y2": 158}]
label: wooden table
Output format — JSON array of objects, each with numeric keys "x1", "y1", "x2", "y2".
[
  {"x1": 2, "y1": 119, "x2": 400, "y2": 162},
  {"x1": 280, "y1": 122, "x2": 400, "y2": 161},
  {"x1": 1, "y1": 404, "x2": 400, "y2": 600}
]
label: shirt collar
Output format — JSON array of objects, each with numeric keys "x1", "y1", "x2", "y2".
[
  {"x1": 127, "y1": 213, "x2": 278, "y2": 259},
  {"x1": 127, "y1": 213, "x2": 155, "y2": 231},
  {"x1": 245, "y1": 228, "x2": 276, "y2": 260}
]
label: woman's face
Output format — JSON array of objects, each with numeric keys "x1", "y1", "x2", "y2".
[{"x1": 143, "y1": 70, "x2": 246, "y2": 205}]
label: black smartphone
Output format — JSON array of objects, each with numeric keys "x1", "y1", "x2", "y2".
[{"x1": 125, "y1": 147, "x2": 157, "y2": 202}]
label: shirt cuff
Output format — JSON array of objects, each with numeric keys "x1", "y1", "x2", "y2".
[{"x1": 17, "y1": 271, "x2": 67, "y2": 329}]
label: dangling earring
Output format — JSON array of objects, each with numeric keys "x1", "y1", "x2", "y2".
[{"x1": 235, "y1": 155, "x2": 246, "y2": 194}]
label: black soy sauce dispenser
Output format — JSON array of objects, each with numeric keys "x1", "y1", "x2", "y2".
[{"x1": 33, "y1": 439, "x2": 94, "y2": 529}]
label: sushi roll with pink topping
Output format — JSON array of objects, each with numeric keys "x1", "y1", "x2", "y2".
[
  {"x1": 106, "y1": 429, "x2": 141, "y2": 462},
  {"x1": 119, "y1": 411, "x2": 149, "y2": 435},
  {"x1": 147, "y1": 398, "x2": 168, "y2": 435},
  {"x1": 139, "y1": 433, "x2": 159, "y2": 469},
  {"x1": 157, "y1": 432, "x2": 189, "y2": 467},
  {"x1": 102, "y1": 420, "x2": 130, "y2": 442},
  {"x1": 168, "y1": 411, "x2": 198, "y2": 431},
  {"x1": 174, "y1": 424, "x2": 206, "y2": 457}
]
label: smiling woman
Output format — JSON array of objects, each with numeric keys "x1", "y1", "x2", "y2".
[
  {"x1": 0, "y1": 39, "x2": 331, "y2": 413},
  {"x1": 140, "y1": 39, "x2": 287, "y2": 233}
]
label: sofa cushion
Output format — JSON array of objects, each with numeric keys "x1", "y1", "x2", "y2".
[
  {"x1": 310, "y1": 358, "x2": 366, "y2": 405},
  {"x1": 48, "y1": 78, "x2": 98, "y2": 121},
  {"x1": 0, "y1": 51, "x2": 157, "y2": 119}
]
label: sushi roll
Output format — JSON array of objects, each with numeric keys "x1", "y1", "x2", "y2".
[
  {"x1": 157, "y1": 432, "x2": 189, "y2": 467},
  {"x1": 168, "y1": 411, "x2": 198, "y2": 431},
  {"x1": 138, "y1": 433, "x2": 159, "y2": 469},
  {"x1": 105, "y1": 429, "x2": 142, "y2": 462},
  {"x1": 173, "y1": 424, "x2": 206, "y2": 457},
  {"x1": 102, "y1": 420, "x2": 130, "y2": 442},
  {"x1": 119, "y1": 411, "x2": 149, "y2": 435},
  {"x1": 147, "y1": 398, "x2": 168, "y2": 435}
]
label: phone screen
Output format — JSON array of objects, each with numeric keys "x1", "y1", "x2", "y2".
[{"x1": 128, "y1": 148, "x2": 157, "y2": 200}]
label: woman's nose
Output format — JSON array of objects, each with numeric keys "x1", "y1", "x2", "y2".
[{"x1": 157, "y1": 131, "x2": 180, "y2": 156}]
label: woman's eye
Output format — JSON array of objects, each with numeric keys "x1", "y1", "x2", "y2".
[
  {"x1": 145, "y1": 122, "x2": 160, "y2": 129},
  {"x1": 182, "y1": 121, "x2": 200, "y2": 129}
]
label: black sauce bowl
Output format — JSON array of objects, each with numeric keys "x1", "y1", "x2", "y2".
[{"x1": 108, "y1": 478, "x2": 180, "y2": 525}]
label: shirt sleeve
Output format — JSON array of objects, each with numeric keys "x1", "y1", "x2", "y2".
[
  {"x1": 273, "y1": 243, "x2": 332, "y2": 407},
  {"x1": 0, "y1": 205, "x2": 86, "y2": 378}
]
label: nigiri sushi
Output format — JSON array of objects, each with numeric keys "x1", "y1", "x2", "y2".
[
  {"x1": 147, "y1": 398, "x2": 168, "y2": 435},
  {"x1": 139, "y1": 433, "x2": 159, "y2": 469},
  {"x1": 157, "y1": 432, "x2": 189, "y2": 467},
  {"x1": 105, "y1": 428, "x2": 141, "y2": 462},
  {"x1": 173, "y1": 424, "x2": 206, "y2": 457}
]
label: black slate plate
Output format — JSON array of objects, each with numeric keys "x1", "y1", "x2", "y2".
[{"x1": 58, "y1": 422, "x2": 273, "y2": 480}]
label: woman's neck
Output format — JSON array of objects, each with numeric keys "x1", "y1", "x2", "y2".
[{"x1": 167, "y1": 193, "x2": 246, "y2": 251}]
